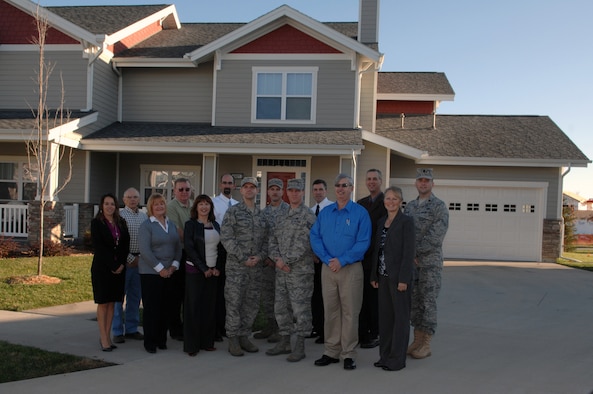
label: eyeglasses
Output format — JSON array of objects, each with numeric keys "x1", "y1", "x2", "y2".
[
  {"x1": 334, "y1": 183, "x2": 351, "y2": 188},
  {"x1": 177, "y1": 188, "x2": 191, "y2": 192}
]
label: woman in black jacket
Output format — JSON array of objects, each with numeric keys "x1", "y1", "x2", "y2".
[
  {"x1": 91, "y1": 193, "x2": 130, "y2": 351},
  {"x1": 183, "y1": 194, "x2": 223, "y2": 356},
  {"x1": 370, "y1": 186, "x2": 415, "y2": 371}
]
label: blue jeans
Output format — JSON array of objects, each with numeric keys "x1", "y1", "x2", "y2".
[{"x1": 112, "y1": 266, "x2": 142, "y2": 336}]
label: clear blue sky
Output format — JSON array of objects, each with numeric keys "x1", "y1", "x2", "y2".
[{"x1": 41, "y1": 0, "x2": 593, "y2": 198}]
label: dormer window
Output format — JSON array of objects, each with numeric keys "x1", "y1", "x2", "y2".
[{"x1": 252, "y1": 67, "x2": 317, "y2": 124}]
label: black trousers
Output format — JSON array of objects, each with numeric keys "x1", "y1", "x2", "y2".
[
  {"x1": 311, "y1": 260, "x2": 324, "y2": 336},
  {"x1": 140, "y1": 274, "x2": 176, "y2": 349},
  {"x1": 168, "y1": 251, "x2": 186, "y2": 338},
  {"x1": 183, "y1": 272, "x2": 217, "y2": 353},
  {"x1": 359, "y1": 267, "x2": 379, "y2": 342},
  {"x1": 377, "y1": 276, "x2": 412, "y2": 370}
]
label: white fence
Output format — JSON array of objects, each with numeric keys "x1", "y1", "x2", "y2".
[
  {"x1": 0, "y1": 203, "x2": 28, "y2": 237},
  {"x1": 63, "y1": 204, "x2": 79, "y2": 238}
]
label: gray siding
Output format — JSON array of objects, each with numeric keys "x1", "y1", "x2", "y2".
[
  {"x1": 89, "y1": 152, "x2": 118, "y2": 203},
  {"x1": 359, "y1": 0, "x2": 379, "y2": 44},
  {"x1": 359, "y1": 69, "x2": 376, "y2": 131},
  {"x1": 0, "y1": 50, "x2": 87, "y2": 110},
  {"x1": 122, "y1": 65, "x2": 213, "y2": 123},
  {"x1": 310, "y1": 156, "x2": 339, "y2": 201},
  {"x1": 355, "y1": 141, "x2": 388, "y2": 199},
  {"x1": 57, "y1": 150, "x2": 86, "y2": 203},
  {"x1": 391, "y1": 154, "x2": 561, "y2": 218},
  {"x1": 215, "y1": 60, "x2": 356, "y2": 128}
]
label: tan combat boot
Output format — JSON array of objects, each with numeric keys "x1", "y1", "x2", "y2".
[
  {"x1": 266, "y1": 335, "x2": 291, "y2": 356},
  {"x1": 410, "y1": 332, "x2": 432, "y2": 359},
  {"x1": 228, "y1": 336, "x2": 244, "y2": 357},
  {"x1": 286, "y1": 336, "x2": 305, "y2": 362},
  {"x1": 407, "y1": 329, "x2": 424, "y2": 355},
  {"x1": 239, "y1": 335, "x2": 259, "y2": 353}
]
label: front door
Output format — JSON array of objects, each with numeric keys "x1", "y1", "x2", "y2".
[{"x1": 266, "y1": 172, "x2": 295, "y2": 204}]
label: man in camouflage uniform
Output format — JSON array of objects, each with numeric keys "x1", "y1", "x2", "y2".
[
  {"x1": 403, "y1": 168, "x2": 449, "y2": 359},
  {"x1": 255, "y1": 178, "x2": 289, "y2": 342},
  {"x1": 265, "y1": 178, "x2": 316, "y2": 362},
  {"x1": 221, "y1": 177, "x2": 267, "y2": 356}
]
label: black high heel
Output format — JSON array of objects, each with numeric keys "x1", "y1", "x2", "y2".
[{"x1": 100, "y1": 339, "x2": 113, "y2": 352}]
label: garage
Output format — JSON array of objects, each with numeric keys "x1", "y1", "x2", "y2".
[{"x1": 392, "y1": 179, "x2": 546, "y2": 261}]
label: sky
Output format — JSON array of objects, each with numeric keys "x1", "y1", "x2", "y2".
[{"x1": 40, "y1": 0, "x2": 593, "y2": 199}]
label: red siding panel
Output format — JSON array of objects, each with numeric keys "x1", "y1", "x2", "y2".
[
  {"x1": 0, "y1": 1, "x2": 79, "y2": 45},
  {"x1": 232, "y1": 24, "x2": 341, "y2": 54},
  {"x1": 377, "y1": 100, "x2": 434, "y2": 115}
]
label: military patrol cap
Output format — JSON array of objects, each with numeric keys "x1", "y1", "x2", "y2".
[
  {"x1": 416, "y1": 168, "x2": 433, "y2": 180},
  {"x1": 267, "y1": 178, "x2": 283, "y2": 189},
  {"x1": 241, "y1": 177, "x2": 259, "y2": 187},
  {"x1": 287, "y1": 178, "x2": 304, "y2": 190}
]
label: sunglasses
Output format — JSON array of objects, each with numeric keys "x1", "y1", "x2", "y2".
[
  {"x1": 177, "y1": 188, "x2": 191, "y2": 192},
  {"x1": 334, "y1": 183, "x2": 351, "y2": 188}
]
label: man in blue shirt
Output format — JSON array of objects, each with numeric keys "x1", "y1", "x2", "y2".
[{"x1": 310, "y1": 174, "x2": 371, "y2": 371}]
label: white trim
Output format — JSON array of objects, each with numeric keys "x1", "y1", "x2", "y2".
[
  {"x1": 112, "y1": 58, "x2": 196, "y2": 68},
  {"x1": 416, "y1": 156, "x2": 590, "y2": 168},
  {"x1": 139, "y1": 164, "x2": 201, "y2": 201},
  {"x1": 253, "y1": 155, "x2": 312, "y2": 208},
  {"x1": 104, "y1": 5, "x2": 180, "y2": 46},
  {"x1": 391, "y1": 178, "x2": 549, "y2": 189},
  {"x1": 80, "y1": 141, "x2": 363, "y2": 155},
  {"x1": 361, "y1": 130, "x2": 426, "y2": 159},
  {"x1": 377, "y1": 93, "x2": 455, "y2": 102}
]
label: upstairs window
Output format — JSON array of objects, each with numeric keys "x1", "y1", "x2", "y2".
[{"x1": 252, "y1": 67, "x2": 317, "y2": 123}]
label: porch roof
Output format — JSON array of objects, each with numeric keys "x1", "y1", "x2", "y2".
[{"x1": 80, "y1": 121, "x2": 364, "y2": 155}]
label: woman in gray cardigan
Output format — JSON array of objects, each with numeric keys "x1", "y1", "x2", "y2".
[{"x1": 139, "y1": 193, "x2": 182, "y2": 354}]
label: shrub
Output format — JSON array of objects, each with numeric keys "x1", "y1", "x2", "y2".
[
  {"x1": 0, "y1": 236, "x2": 20, "y2": 258},
  {"x1": 25, "y1": 240, "x2": 74, "y2": 257}
]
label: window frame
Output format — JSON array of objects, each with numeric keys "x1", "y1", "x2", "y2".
[
  {"x1": 140, "y1": 165, "x2": 200, "y2": 205},
  {"x1": 251, "y1": 66, "x2": 318, "y2": 124}
]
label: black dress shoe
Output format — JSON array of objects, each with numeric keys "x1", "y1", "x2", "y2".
[
  {"x1": 383, "y1": 365, "x2": 405, "y2": 371},
  {"x1": 125, "y1": 332, "x2": 144, "y2": 340},
  {"x1": 360, "y1": 337, "x2": 380, "y2": 349},
  {"x1": 314, "y1": 355, "x2": 339, "y2": 366},
  {"x1": 344, "y1": 358, "x2": 356, "y2": 370},
  {"x1": 110, "y1": 344, "x2": 117, "y2": 349},
  {"x1": 145, "y1": 346, "x2": 156, "y2": 354},
  {"x1": 157, "y1": 344, "x2": 167, "y2": 350},
  {"x1": 305, "y1": 330, "x2": 319, "y2": 339},
  {"x1": 315, "y1": 336, "x2": 324, "y2": 344},
  {"x1": 374, "y1": 361, "x2": 385, "y2": 368}
]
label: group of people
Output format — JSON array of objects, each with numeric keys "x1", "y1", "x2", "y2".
[{"x1": 90, "y1": 167, "x2": 448, "y2": 372}]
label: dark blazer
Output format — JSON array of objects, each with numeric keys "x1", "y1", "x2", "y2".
[
  {"x1": 370, "y1": 210, "x2": 416, "y2": 285},
  {"x1": 184, "y1": 219, "x2": 224, "y2": 273},
  {"x1": 358, "y1": 193, "x2": 387, "y2": 269},
  {"x1": 91, "y1": 217, "x2": 130, "y2": 272}
]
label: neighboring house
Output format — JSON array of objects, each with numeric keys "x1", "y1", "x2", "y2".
[
  {"x1": 563, "y1": 191, "x2": 585, "y2": 211},
  {"x1": 0, "y1": 0, "x2": 589, "y2": 261}
]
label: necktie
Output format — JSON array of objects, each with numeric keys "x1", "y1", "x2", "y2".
[
  {"x1": 228, "y1": 200, "x2": 232, "y2": 208},
  {"x1": 315, "y1": 204, "x2": 320, "y2": 216}
]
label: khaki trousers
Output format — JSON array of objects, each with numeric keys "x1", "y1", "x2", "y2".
[{"x1": 321, "y1": 262, "x2": 363, "y2": 360}]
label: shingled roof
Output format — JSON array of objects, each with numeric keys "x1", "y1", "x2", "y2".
[
  {"x1": 0, "y1": 109, "x2": 92, "y2": 130},
  {"x1": 375, "y1": 114, "x2": 588, "y2": 162},
  {"x1": 46, "y1": 5, "x2": 171, "y2": 35},
  {"x1": 81, "y1": 122, "x2": 363, "y2": 150},
  {"x1": 378, "y1": 72, "x2": 455, "y2": 96}
]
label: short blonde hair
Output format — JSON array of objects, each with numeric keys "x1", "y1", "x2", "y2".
[{"x1": 146, "y1": 193, "x2": 166, "y2": 217}]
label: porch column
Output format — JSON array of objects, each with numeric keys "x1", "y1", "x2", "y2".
[{"x1": 202, "y1": 154, "x2": 218, "y2": 197}]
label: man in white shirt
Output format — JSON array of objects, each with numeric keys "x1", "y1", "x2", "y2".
[
  {"x1": 308, "y1": 179, "x2": 333, "y2": 343},
  {"x1": 213, "y1": 173, "x2": 239, "y2": 225}
]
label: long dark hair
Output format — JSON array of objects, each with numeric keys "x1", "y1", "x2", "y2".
[
  {"x1": 96, "y1": 193, "x2": 122, "y2": 224},
  {"x1": 190, "y1": 194, "x2": 215, "y2": 223}
]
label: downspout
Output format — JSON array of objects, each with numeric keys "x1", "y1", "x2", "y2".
[
  {"x1": 560, "y1": 164, "x2": 576, "y2": 260},
  {"x1": 111, "y1": 61, "x2": 123, "y2": 122}
]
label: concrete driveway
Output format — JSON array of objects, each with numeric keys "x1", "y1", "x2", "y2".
[{"x1": 1, "y1": 261, "x2": 592, "y2": 393}]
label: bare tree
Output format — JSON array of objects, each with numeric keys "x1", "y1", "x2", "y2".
[{"x1": 26, "y1": 7, "x2": 74, "y2": 276}]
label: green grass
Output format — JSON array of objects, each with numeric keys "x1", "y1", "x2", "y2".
[
  {"x1": 556, "y1": 251, "x2": 593, "y2": 272},
  {"x1": 0, "y1": 254, "x2": 93, "y2": 311},
  {"x1": 0, "y1": 340, "x2": 114, "y2": 383}
]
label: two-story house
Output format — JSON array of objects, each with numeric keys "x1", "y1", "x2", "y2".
[{"x1": 0, "y1": 0, "x2": 589, "y2": 261}]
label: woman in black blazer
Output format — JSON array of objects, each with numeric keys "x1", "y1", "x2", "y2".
[
  {"x1": 370, "y1": 186, "x2": 415, "y2": 371},
  {"x1": 183, "y1": 194, "x2": 223, "y2": 356},
  {"x1": 91, "y1": 193, "x2": 130, "y2": 351}
]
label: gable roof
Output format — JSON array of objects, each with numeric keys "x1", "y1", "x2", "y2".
[
  {"x1": 182, "y1": 5, "x2": 382, "y2": 65},
  {"x1": 80, "y1": 122, "x2": 364, "y2": 155},
  {"x1": 367, "y1": 114, "x2": 590, "y2": 167},
  {"x1": 378, "y1": 72, "x2": 455, "y2": 101}
]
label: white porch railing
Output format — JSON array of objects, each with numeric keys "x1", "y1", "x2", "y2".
[
  {"x1": 0, "y1": 203, "x2": 28, "y2": 237},
  {"x1": 63, "y1": 203, "x2": 79, "y2": 237}
]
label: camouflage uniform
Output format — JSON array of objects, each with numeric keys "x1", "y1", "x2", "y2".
[
  {"x1": 260, "y1": 201, "x2": 290, "y2": 331},
  {"x1": 220, "y1": 201, "x2": 267, "y2": 337},
  {"x1": 404, "y1": 193, "x2": 449, "y2": 335},
  {"x1": 268, "y1": 202, "x2": 317, "y2": 336}
]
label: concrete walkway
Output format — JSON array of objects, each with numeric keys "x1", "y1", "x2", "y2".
[{"x1": 1, "y1": 261, "x2": 592, "y2": 393}]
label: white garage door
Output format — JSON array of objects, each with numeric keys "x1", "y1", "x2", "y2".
[{"x1": 394, "y1": 180, "x2": 546, "y2": 261}]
